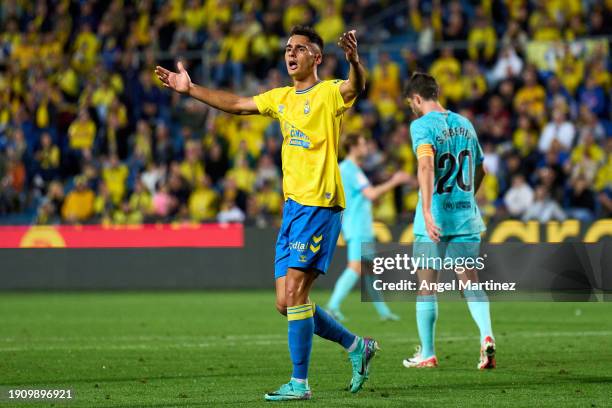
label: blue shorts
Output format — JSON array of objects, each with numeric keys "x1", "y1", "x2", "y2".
[
  {"x1": 274, "y1": 199, "x2": 343, "y2": 279},
  {"x1": 414, "y1": 233, "x2": 481, "y2": 268},
  {"x1": 346, "y1": 236, "x2": 375, "y2": 262}
]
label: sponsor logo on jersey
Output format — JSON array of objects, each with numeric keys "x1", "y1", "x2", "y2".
[
  {"x1": 289, "y1": 241, "x2": 307, "y2": 252},
  {"x1": 443, "y1": 199, "x2": 472, "y2": 211},
  {"x1": 283, "y1": 122, "x2": 312, "y2": 148}
]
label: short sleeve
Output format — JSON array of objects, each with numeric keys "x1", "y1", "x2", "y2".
[
  {"x1": 469, "y1": 123, "x2": 484, "y2": 165},
  {"x1": 340, "y1": 164, "x2": 355, "y2": 193},
  {"x1": 253, "y1": 89, "x2": 278, "y2": 119},
  {"x1": 329, "y1": 79, "x2": 355, "y2": 116},
  {"x1": 410, "y1": 119, "x2": 434, "y2": 154},
  {"x1": 475, "y1": 141, "x2": 484, "y2": 165},
  {"x1": 355, "y1": 169, "x2": 370, "y2": 190}
]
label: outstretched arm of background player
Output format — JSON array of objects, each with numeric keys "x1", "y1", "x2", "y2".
[
  {"x1": 474, "y1": 163, "x2": 485, "y2": 194},
  {"x1": 362, "y1": 171, "x2": 412, "y2": 201},
  {"x1": 338, "y1": 30, "x2": 366, "y2": 103},
  {"x1": 155, "y1": 62, "x2": 258, "y2": 115},
  {"x1": 417, "y1": 154, "x2": 441, "y2": 242}
]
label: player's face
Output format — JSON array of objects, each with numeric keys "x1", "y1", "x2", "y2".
[
  {"x1": 354, "y1": 137, "x2": 368, "y2": 159},
  {"x1": 407, "y1": 94, "x2": 425, "y2": 117},
  {"x1": 285, "y1": 35, "x2": 322, "y2": 81}
]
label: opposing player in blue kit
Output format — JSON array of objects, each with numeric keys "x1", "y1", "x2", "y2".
[
  {"x1": 327, "y1": 133, "x2": 411, "y2": 321},
  {"x1": 402, "y1": 73, "x2": 496, "y2": 370}
]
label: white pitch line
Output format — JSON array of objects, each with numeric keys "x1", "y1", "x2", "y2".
[
  {"x1": 0, "y1": 333, "x2": 285, "y2": 343},
  {"x1": 0, "y1": 331, "x2": 610, "y2": 353}
]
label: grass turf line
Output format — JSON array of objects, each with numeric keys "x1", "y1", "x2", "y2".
[{"x1": 0, "y1": 291, "x2": 611, "y2": 407}]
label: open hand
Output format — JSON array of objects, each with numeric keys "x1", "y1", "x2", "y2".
[
  {"x1": 424, "y1": 212, "x2": 441, "y2": 243},
  {"x1": 155, "y1": 61, "x2": 191, "y2": 94},
  {"x1": 391, "y1": 170, "x2": 412, "y2": 185},
  {"x1": 338, "y1": 30, "x2": 359, "y2": 64}
]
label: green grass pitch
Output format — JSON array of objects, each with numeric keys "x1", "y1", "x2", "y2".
[{"x1": 1, "y1": 291, "x2": 611, "y2": 407}]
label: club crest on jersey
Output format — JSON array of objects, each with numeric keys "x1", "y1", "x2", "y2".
[
  {"x1": 304, "y1": 100, "x2": 310, "y2": 114},
  {"x1": 278, "y1": 104, "x2": 285, "y2": 114}
]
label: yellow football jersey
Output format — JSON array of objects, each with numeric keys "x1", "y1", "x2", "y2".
[{"x1": 254, "y1": 79, "x2": 354, "y2": 208}]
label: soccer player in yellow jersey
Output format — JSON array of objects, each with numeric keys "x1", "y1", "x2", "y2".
[{"x1": 156, "y1": 26, "x2": 378, "y2": 401}]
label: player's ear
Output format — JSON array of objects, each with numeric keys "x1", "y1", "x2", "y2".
[{"x1": 314, "y1": 51, "x2": 322, "y2": 66}]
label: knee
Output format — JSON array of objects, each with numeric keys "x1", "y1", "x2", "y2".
[
  {"x1": 275, "y1": 300, "x2": 287, "y2": 316},
  {"x1": 285, "y1": 282, "x2": 298, "y2": 303},
  {"x1": 285, "y1": 276, "x2": 304, "y2": 305}
]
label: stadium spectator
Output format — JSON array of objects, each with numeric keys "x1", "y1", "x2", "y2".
[
  {"x1": 124, "y1": 178, "x2": 152, "y2": 224},
  {"x1": 539, "y1": 108, "x2": 576, "y2": 153},
  {"x1": 514, "y1": 67, "x2": 546, "y2": 122},
  {"x1": 214, "y1": 19, "x2": 249, "y2": 89},
  {"x1": 577, "y1": 76, "x2": 607, "y2": 118},
  {"x1": 217, "y1": 198, "x2": 245, "y2": 223},
  {"x1": 489, "y1": 46, "x2": 524, "y2": 85},
  {"x1": 467, "y1": 7, "x2": 497, "y2": 64},
  {"x1": 102, "y1": 154, "x2": 129, "y2": 204},
  {"x1": 523, "y1": 185, "x2": 566, "y2": 222},
  {"x1": 151, "y1": 182, "x2": 175, "y2": 220},
  {"x1": 0, "y1": 0, "x2": 610, "y2": 229},
  {"x1": 68, "y1": 109, "x2": 96, "y2": 151},
  {"x1": 503, "y1": 174, "x2": 534, "y2": 218},
  {"x1": 566, "y1": 176, "x2": 597, "y2": 223},
  {"x1": 61, "y1": 176, "x2": 95, "y2": 223},
  {"x1": 254, "y1": 179, "x2": 283, "y2": 222},
  {"x1": 33, "y1": 132, "x2": 60, "y2": 182},
  {"x1": 189, "y1": 175, "x2": 218, "y2": 222},
  {"x1": 0, "y1": 147, "x2": 26, "y2": 214},
  {"x1": 179, "y1": 140, "x2": 205, "y2": 188},
  {"x1": 545, "y1": 76, "x2": 575, "y2": 117},
  {"x1": 93, "y1": 181, "x2": 114, "y2": 222},
  {"x1": 500, "y1": 20, "x2": 528, "y2": 54},
  {"x1": 568, "y1": 130, "x2": 605, "y2": 186},
  {"x1": 577, "y1": 106, "x2": 606, "y2": 143},
  {"x1": 315, "y1": 3, "x2": 344, "y2": 44},
  {"x1": 370, "y1": 52, "x2": 401, "y2": 101},
  {"x1": 429, "y1": 48, "x2": 460, "y2": 97},
  {"x1": 35, "y1": 180, "x2": 64, "y2": 225}
]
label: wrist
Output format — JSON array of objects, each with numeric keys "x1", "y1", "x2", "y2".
[{"x1": 185, "y1": 82, "x2": 195, "y2": 96}]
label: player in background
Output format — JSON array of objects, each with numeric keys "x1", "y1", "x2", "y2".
[
  {"x1": 156, "y1": 26, "x2": 379, "y2": 401},
  {"x1": 327, "y1": 133, "x2": 411, "y2": 321},
  {"x1": 402, "y1": 73, "x2": 496, "y2": 370}
]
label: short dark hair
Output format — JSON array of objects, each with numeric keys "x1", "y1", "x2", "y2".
[
  {"x1": 404, "y1": 72, "x2": 439, "y2": 100},
  {"x1": 289, "y1": 25, "x2": 324, "y2": 51},
  {"x1": 342, "y1": 133, "x2": 365, "y2": 154}
]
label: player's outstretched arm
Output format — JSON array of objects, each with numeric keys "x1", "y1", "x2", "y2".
[
  {"x1": 338, "y1": 30, "x2": 366, "y2": 103},
  {"x1": 417, "y1": 155, "x2": 441, "y2": 242},
  {"x1": 155, "y1": 62, "x2": 258, "y2": 115},
  {"x1": 362, "y1": 171, "x2": 411, "y2": 201}
]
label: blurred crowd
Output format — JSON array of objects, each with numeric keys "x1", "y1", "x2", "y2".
[{"x1": 0, "y1": 0, "x2": 610, "y2": 227}]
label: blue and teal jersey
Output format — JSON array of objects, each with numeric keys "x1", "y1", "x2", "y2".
[
  {"x1": 339, "y1": 159, "x2": 373, "y2": 240},
  {"x1": 410, "y1": 111, "x2": 486, "y2": 237}
]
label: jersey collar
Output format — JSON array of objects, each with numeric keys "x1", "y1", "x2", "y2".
[{"x1": 295, "y1": 80, "x2": 322, "y2": 94}]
